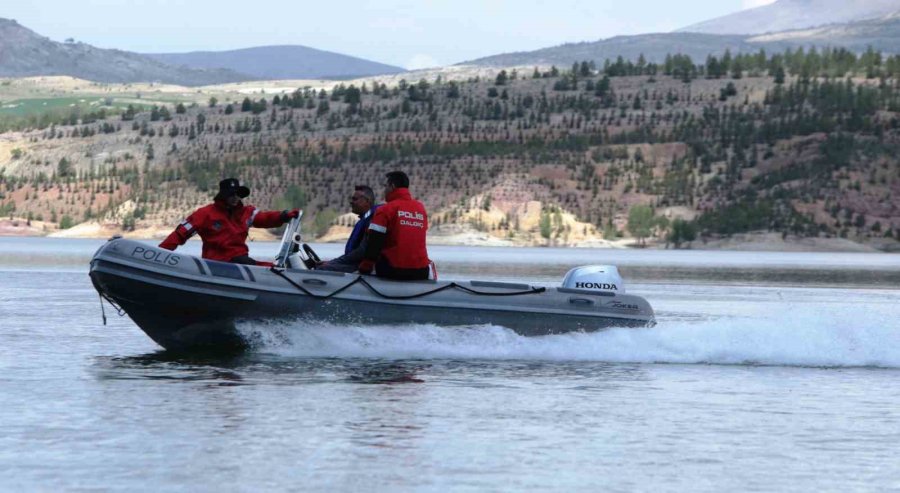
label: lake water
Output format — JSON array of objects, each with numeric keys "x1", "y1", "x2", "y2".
[{"x1": 2, "y1": 237, "x2": 899, "y2": 492}]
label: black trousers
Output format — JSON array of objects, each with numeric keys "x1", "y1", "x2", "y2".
[
  {"x1": 376, "y1": 259, "x2": 430, "y2": 281},
  {"x1": 230, "y1": 255, "x2": 259, "y2": 265}
]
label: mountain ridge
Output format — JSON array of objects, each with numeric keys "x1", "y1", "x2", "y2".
[
  {"x1": 465, "y1": 32, "x2": 757, "y2": 66},
  {"x1": 748, "y1": 11, "x2": 900, "y2": 46},
  {"x1": 146, "y1": 45, "x2": 406, "y2": 80},
  {"x1": 0, "y1": 18, "x2": 253, "y2": 86},
  {"x1": 466, "y1": 12, "x2": 900, "y2": 68},
  {"x1": 678, "y1": 0, "x2": 900, "y2": 35},
  {"x1": 0, "y1": 18, "x2": 406, "y2": 85}
]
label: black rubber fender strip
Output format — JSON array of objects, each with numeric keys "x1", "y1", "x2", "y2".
[{"x1": 268, "y1": 268, "x2": 545, "y2": 301}]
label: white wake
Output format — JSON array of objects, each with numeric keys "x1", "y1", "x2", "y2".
[{"x1": 235, "y1": 303, "x2": 900, "y2": 368}]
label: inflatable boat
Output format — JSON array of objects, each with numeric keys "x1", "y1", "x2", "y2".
[{"x1": 89, "y1": 218, "x2": 655, "y2": 352}]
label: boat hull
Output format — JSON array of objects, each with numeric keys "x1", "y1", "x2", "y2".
[{"x1": 90, "y1": 239, "x2": 655, "y2": 351}]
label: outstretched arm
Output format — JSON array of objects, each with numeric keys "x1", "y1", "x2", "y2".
[
  {"x1": 159, "y1": 215, "x2": 199, "y2": 250},
  {"x1": 252, "y1": 208, "x2": 300, "y2": 228}
]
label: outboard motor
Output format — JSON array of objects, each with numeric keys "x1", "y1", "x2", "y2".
[{"x1": 562, "y1": 265, "x2": 625, "y2": 294}]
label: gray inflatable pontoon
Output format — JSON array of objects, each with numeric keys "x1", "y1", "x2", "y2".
[{"x1": 89, "y1": 220, "x2": 654, "y2": 351}]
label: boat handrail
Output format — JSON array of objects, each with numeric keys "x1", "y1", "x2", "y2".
[
  {"x1": 274, "y1": 214, "x2": 303, "y2": 268},
  {"x1": 269, "y1": 268, "x2": 546, "y2": 301}
]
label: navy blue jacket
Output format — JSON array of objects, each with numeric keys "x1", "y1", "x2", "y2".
[{"x1": 345, "y1": 206, "x2": 378, "y2": 255}]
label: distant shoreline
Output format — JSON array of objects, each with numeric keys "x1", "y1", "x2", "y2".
[{"x1": 1, "y1": 218, "x2": 895, "y2": 253}]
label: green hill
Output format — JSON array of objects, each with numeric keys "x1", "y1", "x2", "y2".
[{"x1": 1, "y1": 49, "x2": 898, "y2": 248}]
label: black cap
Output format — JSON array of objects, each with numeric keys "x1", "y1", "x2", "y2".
[{"x1": 216, "y1": 178, "x2": 250, "y2": 199}]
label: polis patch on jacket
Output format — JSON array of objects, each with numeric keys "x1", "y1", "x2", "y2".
[{"x1": 398, "y1": 210, "x2": 425, "y2": 228}]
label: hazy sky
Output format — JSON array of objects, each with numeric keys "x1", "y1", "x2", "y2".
[{"x1": 4, "y1": 0, "x2": 776, "y2": 69}]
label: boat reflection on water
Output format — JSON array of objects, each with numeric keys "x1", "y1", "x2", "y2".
[{"x1": 344, "y1": 361, "x2": 427, "y2": 384}]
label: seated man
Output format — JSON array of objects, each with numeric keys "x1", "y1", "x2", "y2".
[
  {"x1": 358, "y1": 171, "x2": 431, "y2": 280},
  {"x1": 159, "y1": 178, "x2": 300, "y2": 265},
  {"x1": 317, "y1": 185, "x2": 379, "y2": 272}
]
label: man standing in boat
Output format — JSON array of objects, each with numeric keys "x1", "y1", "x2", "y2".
[
  {"x1": 358, "y1": 171, "x2": 432, "y2": 280},
  {"x1": 159, "y1": 178, "x2": 300, "y2": 265},
  {"x1": 317, "y1": 185, "x2": 380, "y2": 272}
]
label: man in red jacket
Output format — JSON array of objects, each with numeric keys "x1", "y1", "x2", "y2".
[
  {"x1": 159, "y1": 178, "x2": 300, "y2": 265},
  {"x1": 359, "y1": 171, "x2": 431, "y2": 280}
]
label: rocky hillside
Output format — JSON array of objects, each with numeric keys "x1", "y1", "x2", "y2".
[
  {"x1": 1, "y1": 49, "x2": 899, "y2": 249},
  {"x1": 0, "y1": 18, "x2": 252, "y2": 86},
  {"x1": 147, "y1": 46, "x2": 406, "y2": 80}
]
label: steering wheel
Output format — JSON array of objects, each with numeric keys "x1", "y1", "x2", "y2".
[{"x1": 301, "y1": 244, "x2": 321, "y2": 269}]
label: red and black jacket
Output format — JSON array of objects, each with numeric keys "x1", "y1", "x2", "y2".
[
  {"x1": 363, "y1": 187, "x2": 431, "y2": 279},
  {"x1": 159, "y1": 199, "x2": 286, "y2": 262}
]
